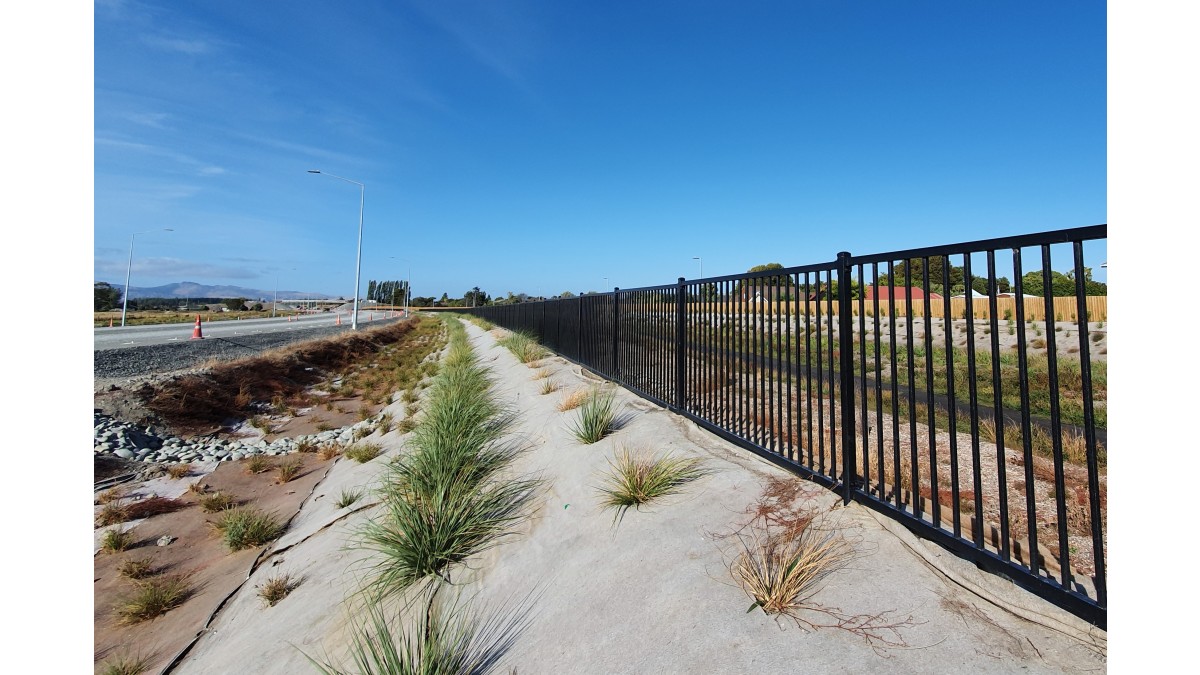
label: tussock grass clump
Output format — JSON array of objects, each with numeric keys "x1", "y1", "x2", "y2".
[
  {"x1": 336, "y1": 488, "x2": 365, "y2": 509},
  {"x1": 244, "y1": 455, "x2": 273, "y2": 475},
  {"x1": 531, "y1": 368, "x2": 551, "y2": 381},
  {"x1": 731, "y1": 522, "x2": 855, "y2": 618},
  {"x1": 345, "y1": 443, "x2": 384, "y2": 463},
  {"x1": 118, "y1": 556, "x2": 158, "y2": 580},
  {"x1": 212, "y1": 508, "x2": 285, "y2": 551},
  {"x1": 297, "y1": 438, "x2": 319, "y2": 453},
  {"x1": 167, "y1": 463, "x2": 192, "y2": 479},
  {"x1": 257, "y1": 574, "x2": 299, "y2": 607},
  {"x1": 598, "y1": 448, "x2": 707, "y2": 524},
  {"x1": 304, "y1": 595, "x2": 529, "y2": 675},
  {"x1": 97, "y1": 502, "x2": 129, "y2": 527},
  {"x1": 496, "y1": 331, "x2": 547, "y2": 364},
  {"x1": 277, "y1": 456, "x2": 304, "y2": 483},
  {"x1": 539, "y1": 379, "x2": 559, "y2": 395},
  {"x1": 199, "y1": 491, "x2": 236, "y2": 513},
  {"x1": 569, "y1": 389, "x2": 620, "y2": 444},
  {"x1": 319, "y1": 444, "x2": 343, "y2": 461},
  {"x1": 377, "y1": 412, "x2": 395, "y2": 434},
  {"x1": 97, "y1": 486, "x2": 127, "y2": 505},
  {"x1": 358, "y1": 317, "x2": 541, "y2": 601},
  {"x1": 558, "y1": 389, "x2": 588, "y2": 412},
  {"x1": 97, "y1": 650, "x2": 152, "y2": 675},
  {"x1": 101, "y1": 528, "x2": 135, "y2": 553},
  {"x1": 115, "y1": 574, "x2": 194, "y2": 624}
]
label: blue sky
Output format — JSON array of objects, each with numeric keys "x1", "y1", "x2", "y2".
[{"x1": 93, "y1": 0, "x2": 1106, "y2": 300}]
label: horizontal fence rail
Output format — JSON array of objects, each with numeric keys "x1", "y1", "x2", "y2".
[{"x1": 462, "y1": 224, "x2": 1107, "y2": 628}]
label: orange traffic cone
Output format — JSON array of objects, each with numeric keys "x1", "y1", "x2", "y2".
[
  {"x1": 191, "y1": 314, "x2": 204, "y2": 340},
  {"x1": 336, "y1": 313, "x2": 342, "y2": 326}
]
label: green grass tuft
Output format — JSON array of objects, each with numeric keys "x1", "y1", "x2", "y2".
[
  {"x1": 212, "y1": 508, "x2": 285, "y2": 551},
  {"x1": 496, "y1": 331, "x2": 547, "y2": 364},
  {"x1": 345, "y1": 443, "x2": 384, "y2": 463},
  {"x1": 597, "y1": 448, "x2": 707, "y2": 525},
  {"x1": 115, "y1": 574, "x2": 194, "y2": 624},
  {"x1": 569, "y1": 388, "x2": 619, "y2": 444}
]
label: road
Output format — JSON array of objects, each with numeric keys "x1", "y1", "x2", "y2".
[{"x1": 93, "y1": 311, "x2": 403, "y2": 351}]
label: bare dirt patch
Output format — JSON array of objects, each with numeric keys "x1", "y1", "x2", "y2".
[{"x1": 94, "y1": 454, "x2": 334, "y2": 673}]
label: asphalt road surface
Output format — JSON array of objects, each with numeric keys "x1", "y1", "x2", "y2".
[{"x1": 93, "y1": 311, "x2": 401, "y2": 351}]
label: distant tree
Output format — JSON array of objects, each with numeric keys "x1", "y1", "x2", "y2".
[
  {"x1": 1020, "y1": 268, "x2": 1106, "y2": 297},
  {"x1": 251, "y1": 302, "x2": 264, "y2": 311},
  {"x1": 224, "y1": 297, "x2": 247, "y2": 311},
  {"x1": 463, "y1": 287, "x2": 490, "y2": 307},
  {"x1": 559, "y1": 290, "x2": 576, "y2": 299},
  {"x1": 410, "y1": 296, "x2": 434, "y2": 307},
  {"x1": 94, "y1": 282, "x2": 122, "y2": 311}
]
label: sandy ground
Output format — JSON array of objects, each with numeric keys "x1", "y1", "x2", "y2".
[{"x1": 96, "y1": 318, "x2": 1106, "y2": 674}]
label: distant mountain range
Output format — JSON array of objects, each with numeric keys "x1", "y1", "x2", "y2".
[{"x1": 111, "y1": 281, "x2": 337, "y2": 301}]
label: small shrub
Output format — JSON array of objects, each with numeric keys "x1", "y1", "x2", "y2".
[
  {"x1": 297, "y1": 439, "x2": 318, "y2": 453},
  {"x1": 101, "y1": 528, "x2": 134, "y2": 553},
  {"x1": 244, "y1": 455, "x2": 273, "y2": 475},
  {"x1": 188, "y1": 482, "x2": 209, "y2": 495},
  {"x1": 118, "y1": 556, "x2": 157, "y2": 580},
  {"x1": 335, "y1": 487, "x2": 365, "y2": 509},
  {"x1": 318, "y1": 445, "x2": 342, "y2": 461},
  {"x1": 352, "y1": 426, "x2": 371, "y2": 441},
  {"x1": 167, "y1": 464, "x2": 191, "y2": 479},
  {"x1": 212, "y1": 508, "x2": 285, "y2": 551},
  {"x1": 396, "y1": 417, "x2": 418, "y2": 434},
  {"x1": 257, "y1": 574, "x2": 299, "y2": 607},
  {"x1": 199, "y1": 492, "x2": 236, "y2": 513},
  {"x1": 315, "y1": 421, "x2": 333, "y2": 432},
  {"x1": 345, "y1": 443, "x2": 384, "y2": 463},
  {"x1": 540, "y1": 379, "x2": 560, "y2": 395},
  {"x1": 402, "y1": 388, "x2": 418, "y2": 404},
  {"x1": 1091, "y1": 332, "x2": 1103, "y2": 343},
  {"x1": 115, "y1": 574, "x2": 194, "y2": 624},
  {"x1": 377, "y1": 413, "x2": 394, "y2": 434},
  {"x1": 277, "y1": 456, "x2": 304, "y2": 483},
  {"x1": 125, "y1": 496, "x2": 186, "y2": 520}
]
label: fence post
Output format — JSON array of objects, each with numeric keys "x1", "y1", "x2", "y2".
[
  {"x1": 836, "y1": 251, "x2": 857, "y2": 505},
  {"x1": 578, "y1": 293, "x2": 584, "y2": 362},
  {"x1": 676, "y1": 277, "x2": 686, "y2": 412},
  {"x1": 612, "y1": 288, "x2": 620, "y2": 379}
]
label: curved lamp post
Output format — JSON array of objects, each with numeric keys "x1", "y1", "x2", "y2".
[
  {"x1": 308, "y1": 170, "x2": 364, "y2": 330},
  {"x1": 121, "y1": 228, "x2": 173, "y2": 327}
]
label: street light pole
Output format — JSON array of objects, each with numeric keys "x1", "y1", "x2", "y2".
[
  {"x1": 272, "y1": 267, "x2": 296, "y2": 318},
  {"x1": 391, "y1": 256, "x2": 412, "y2": 318},
  {"x1": 308, "y1": 170, "x2": 365, "y2": 330},
  {"x1": 121, "y1": 228, "x2": 173, "y2": 327}
]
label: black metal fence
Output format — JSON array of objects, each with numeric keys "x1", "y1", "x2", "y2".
[{"x1": 462, "y1": 224, "x2": 1107, "y2": 628}]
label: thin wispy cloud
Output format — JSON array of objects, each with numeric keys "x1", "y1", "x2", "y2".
[
  {"x1": 125, "y1": 112, "x2": 171, "y2": 129},
  {"x1": 411, "y1": 0, "x2": 539, "y2": 89},
  {"x1": 142, "y1": 35, "x2": 211, "y2": 55},
  {"x1": 95, "y1": 137, "x2": 226, "y2": 178}
]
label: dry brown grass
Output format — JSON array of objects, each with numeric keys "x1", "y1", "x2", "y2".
[
  {"x1": 97, "y1": 486, "x2": 127, "y2": 505},
  {"x1": 257, "y1": 574, "x2": 300, "y2": 607},
  {"x1": 276, "y1": 456, "x2": 304, "y2": 483},
  {"x1": 115, "y1": 574, "x2": 194, "y2": 624},
  {"x1": 167, "y1": 463, "x2": 192, "y2": 479},
  {"x1": 244, "y1": 455, "x2": 273, "y2": 475},
  {"x1": 558, "y1": 389, "x2": 588, "y2": 412},
  {"x1": 318, "y1": 444, "x2": 342, "y2": 461},
  {"x1": 199, "y1": 492, "x2": 237, "y2": 513},
  {"x1": 731, "y1": 521, "x2": 856, "y2": 617}
]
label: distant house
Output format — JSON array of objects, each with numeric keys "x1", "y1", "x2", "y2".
[{"x1": 862, "y1": 285, "x2": 943, "y2": 301}]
